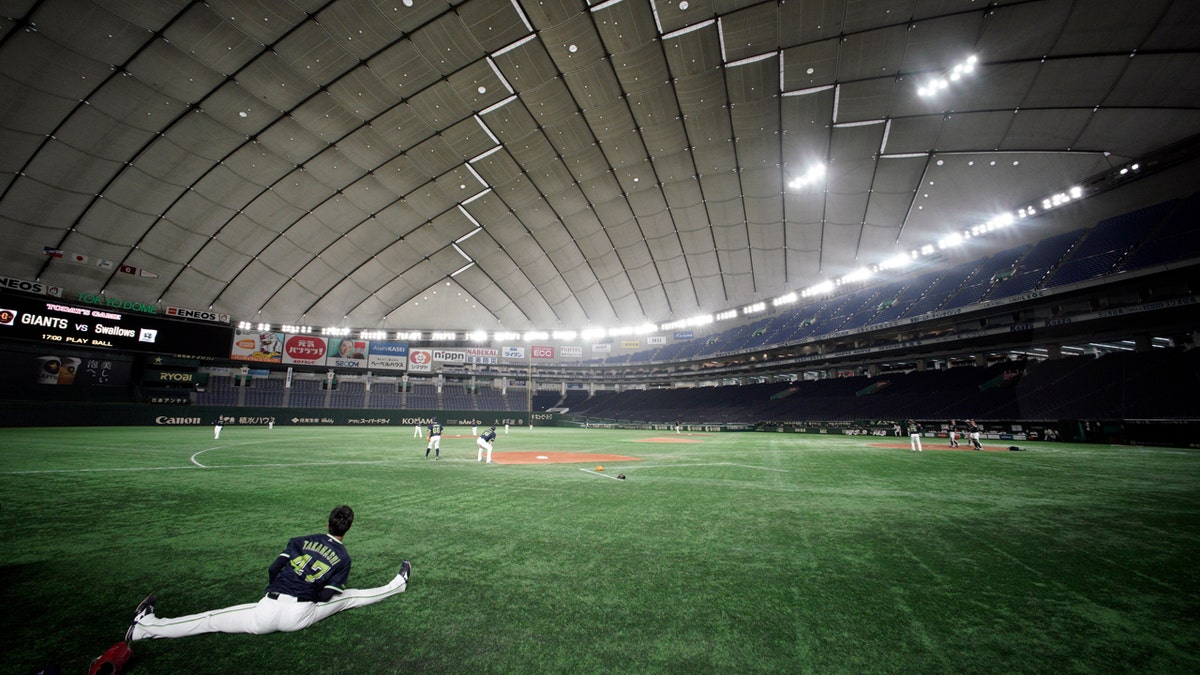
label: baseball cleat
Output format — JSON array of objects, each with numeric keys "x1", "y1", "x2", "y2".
[
  {"x1": 125, "y1": 594, "x2": 156, "y2": 641},
  {"x1": 399, "y1": 560, "x2": 412, "y2": 583}
]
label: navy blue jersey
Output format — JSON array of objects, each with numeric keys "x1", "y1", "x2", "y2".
[
  {"x1": 480, "y1": 428, "x2": 497, "y2": 442},
  {"x1": 266, "y1": 533, "x2": 351, "y2": 602},
  {"x1": 428, "y1": 422, "x2": 443, "y2": 437}
]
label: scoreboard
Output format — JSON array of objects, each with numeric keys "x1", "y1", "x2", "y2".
[{"x1": 0, "y1": 293, "x2": 233, "y2": 359}]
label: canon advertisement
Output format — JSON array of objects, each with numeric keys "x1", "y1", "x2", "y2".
[{"x1": 0, "y1": 293, "x2": 233, "y2": 359}]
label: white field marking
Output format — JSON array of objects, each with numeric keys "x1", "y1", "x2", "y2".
[
  {"x1": 2, "y1": 460, "x2": 392, "y2": 475},
  {"x1": 609, "y1": 461, "x2": 789, "y2": 473},
  {"x1": 580, "y1": 468, "x2": 623, "y2": 480}
]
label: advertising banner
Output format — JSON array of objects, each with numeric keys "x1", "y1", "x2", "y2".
[
  {"x1": 502, "y1": 346, "x2": 525, "y2": 359},
  {"x1": 620, "y1": 340, "x2": 640, "y2": 350},
  {"x1": 465, "y1": 347, "x2": 499, "y2": 364},
  {"x1": 231, "y1": 329, "x2": 284, "y2": 362},
  {"x1": 531, "y1": 345, "x2": 554, "y2": 359},
  {"x1": 592, "y1": 343, "x2": 611, "y2": 353},
  {"x1": 0, "y1": 275, "x2": 62, "y2": 297},
  {"x1": 29, "y1": 352, "x2": 130, "y2": 386},
  {"x1": 165, "y1": 306, "x2": 231, "y2": 324},
  {"x1": 367, "y1": 341, "x2": 409, "y2": 370},
  {"x1": 673, "y1": 331, "x2": 694, "y2": 340},
  {"x1": 647, "y1": 336, "x2": 666, "y2": 345},
  {"x1": 408, "y1": 349, "x2": 433, "y2": 372},
  {"x1": 282, "y1": 335, "x2": 328, "y2": 366},
  {"x1": 559, "y1": 345, "x2": 582, "y2": 358},
  {"x1": 432, "y1": 349, "x2": 466, "y2": 363},
  {"x1": 327, "y1": 338, "x2": 369, "y2": 368}
]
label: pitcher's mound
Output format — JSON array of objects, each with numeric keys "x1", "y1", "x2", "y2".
[{"x1": 492, "y1": 452, "x2": 641, "y2": 465}]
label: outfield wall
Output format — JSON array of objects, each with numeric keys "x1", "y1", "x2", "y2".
[{"x1": 2, "y1": 402, "x2": 1195, "y2": 447}]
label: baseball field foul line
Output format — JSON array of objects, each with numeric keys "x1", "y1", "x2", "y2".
[{"x1": 580, "y1": 468, "x2": 624, "y2": 480}]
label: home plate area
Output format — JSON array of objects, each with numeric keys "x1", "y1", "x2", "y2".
[{"x1": 491, "y1": 452, "x2": 642, "y2": 465}]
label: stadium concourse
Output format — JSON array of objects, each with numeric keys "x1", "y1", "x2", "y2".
[{"x1": 0, "y1": 1, "x2": 1198, "y2": 442}]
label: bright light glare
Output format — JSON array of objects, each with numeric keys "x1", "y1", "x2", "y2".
[
  {"x1": 552, "y1": 330, "x2": 577, "y2": 341},
  {"x1": 799, "y1": 282, "x2": 833, "y2": 299},
  {"x1": 580, "y1": 328, "x2": 606, "y2": 340},
  {"x1": 918, "y1": 55, "x2": 977, "y2": 97},
  {"x1": 938, "y1": 233, "x2": 964, "y2": 249},
  {"x1": 879, "y1": 254, "x2": 912, "y2": 271},
  {"x1": 773, "y1": 291, "x2": 800, "y2": 305},
  {"x1": 842, "y1": 268, "x2": 872, "y2": 284},
  {"x1": 468, "y1": 330, "x2": 488, "y2": 342},
  {"x1": 788, "y1": 163, "x2": 826, "y2": 189}
]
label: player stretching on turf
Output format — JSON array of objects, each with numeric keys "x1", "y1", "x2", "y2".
[
  {"x1": 124, "y1": 506, "x2": 411, "y2": 641},
  {"x1": 477, "y1": 425, "x2": 497, "y2": 463},
  {"x1": 425, "y1": 418, "x2": 443, "y2": 460}
]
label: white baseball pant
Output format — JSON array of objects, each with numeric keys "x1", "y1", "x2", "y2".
[
  {"x1": 477, "y1": 438, "x2": 493, "y2": 463},
  {"x1": 130, "y1": 573, "x2": 407, "y2": 640}
]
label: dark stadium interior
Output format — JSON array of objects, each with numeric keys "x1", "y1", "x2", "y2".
[{"x1": 1, "y1": 0, "x2": 1198, "y2": 440}]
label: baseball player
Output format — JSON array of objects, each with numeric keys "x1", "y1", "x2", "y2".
[
  {"x1": 967, "y1": 420, "x2": 984, "y2": 450},
  {"x1": 425, "y1": 418, "x2": 443, "y2": 460},
  {"x1": 477, "y1": 425, "x2": 497, "y2": 463},
  {"x1": 908, "y1": 420, "x2": 923, "y2": 452},
  {"x1": 213, "y1": 418, "x2": 223, "y2": 440},
  {"x1": 124, "y1": 506, "x2": 411, "y2": 641},
  {"x1": 413, "y1": 423, "x2": 422, "y2": 438},
  {"x1": 948, "y1": 420, "x2": 960, "y2": 447}
]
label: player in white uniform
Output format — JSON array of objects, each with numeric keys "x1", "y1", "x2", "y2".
[
  {"x1": 125, "y1": 506, "x2": 410, "y2": 641},
  {"x1": 908, "y1": 420, "x2": 923, "y2": 452},
  {"x1": 477, "y1": 425, "x2": 497, "y2": 463}
]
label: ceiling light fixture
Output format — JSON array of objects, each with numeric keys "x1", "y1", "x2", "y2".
[
  {"x1": 917, "y1": 54, "x2": 977, "y2": 97},
  {"x1": 788, "y1": 162, "x2": 826, "y2": 190}
]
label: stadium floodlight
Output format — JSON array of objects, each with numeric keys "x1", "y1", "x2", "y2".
[
  {"x1": 742, "y1": 302, "x2": 766, "y2": 315},
  {"x1": 608, "y1": 326, "x2": 634, "y2": 337},
  {"x1": 523, "y1": 331, "x2": 548, "y2": 341},
  {"x1": 257, "y1": 322, "x2": 272, "y2": 331},
  {"x1": 801, "y1": 282, "x2": 833, "y2": 298},
  {"x1": 879, "y1": 253, "x2": 912, "y2": 271},
  {"x1": 773, "y1": 291, "x2": 800, "y2": 305},
  {"x1": 431, "y1": 331, "x2": 457, "y2": 341},
  {"x1": 788, "y1": 162, "x2": 826, "y2": 190},
  {"x1": 918, "y1": 55, "x2": 978, "y2": 97},
  {"x1": 552, "y1": 330, "x2": 577, "y2": 341},
  {"x1": 493, "y1": 331, "x2": 520, "y2": 341},
  {"x1": 581, "y1": 328, "x2": 606, "y2": 341},
  {"x1": 842, "y1": 268, "x2": 872, "y2": 284},
  {"x1": 715, "y1": 309, "x2": 739, "y2": 321},
  {"x1": 468, "y1": 330, "x2": 488, "y2": 342},
  {"x1": 938, "y1": 232, "x2": 964, "y2": 249}
]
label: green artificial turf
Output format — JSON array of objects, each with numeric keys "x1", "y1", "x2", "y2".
[{"x1": 1, "y1": 426, "x2": 1197, "y2": 674}]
